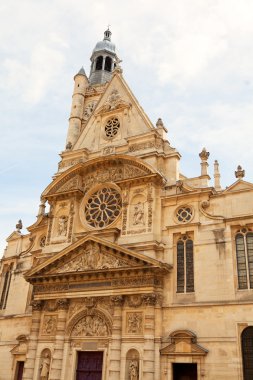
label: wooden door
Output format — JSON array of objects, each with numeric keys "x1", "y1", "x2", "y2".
[
  {"x1": 16, "y1": 361, "x2": 24, "y2": 380},
  {"x1": 173, "y1": 363, "x2": 197, "y2": 380},
  {"x1": 76, "y1": 351, "x2": 103, "y2": 380}
]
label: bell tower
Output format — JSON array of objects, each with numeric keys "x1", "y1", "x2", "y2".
[{"x1": 89, "y1": 28, "x2": 119, "y2": 85}]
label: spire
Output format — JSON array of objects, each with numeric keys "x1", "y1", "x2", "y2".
[
  {"x1": 214, "y1": 160, "x2": 221, "y2": 191},
  {"x1": 89, "y1": 29, "x2": 119, "y2": 85},
  {"x1": 77, "y1": 66, "x2": 86, "y2": 76}
]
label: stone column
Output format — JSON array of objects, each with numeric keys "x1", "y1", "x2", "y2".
[
  {"x1": 23, "y1": 300, "x2": 43, "y2": 380},
  {"x1": 142, "y1": 294, "x2": 158, "y2": 380},
  {"x1": 109, "y1": 296, "x2": 124, "y2": 380},
  {"x1": 49, "y1": 299, "x2": 69, "y2": 380}
]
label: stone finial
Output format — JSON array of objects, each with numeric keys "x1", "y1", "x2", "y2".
[
  {"x1": 214, "y1": 160, "x2": 221, "y2": 191},
  {"x1": 235, "y1": 165, "x2": 245, "y2": 179},
  {"x1": 199, "y1": 147, "x2": 210, "y2": 162},
  {"x1": 16, "y1": 219, "x2": 23, "y2": 232},
  {"x1": 199, "y1": 147, "x2": 210, "y2": 177},
  {"x1": 156, "y1": 118, "x2": 164, "y2": 128},
  {"x1": 66, "y1": 141, "x2": 72, "y2": 150},
  {"x1": 37, "y1": 199, "x2": 46, "y2": 218}
]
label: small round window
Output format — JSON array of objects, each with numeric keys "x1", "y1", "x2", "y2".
[
  {"x1": 85, "y1": 187, "x2": 122, "y2": 229},
  {"x1": 176, "y1": 206, "x2": 193, "y2": 223},
  {"x1": 105, "y1": 117, "x2": 120, "y2": 138}
]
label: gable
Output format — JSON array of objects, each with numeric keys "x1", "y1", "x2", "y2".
[
  {"x1": 25, "y1": 235, "x2": 170, "y2": 280},
  {"x1": 223, "y1": 179, "x2": 253, "y2": 194},
  {"x1": 74, "y1": 72, "x2": 155, "y2": 152}
]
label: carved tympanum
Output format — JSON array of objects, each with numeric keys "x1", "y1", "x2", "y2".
[{"x1": 72, "y1": 315, "x2": 108, "y2": 337}]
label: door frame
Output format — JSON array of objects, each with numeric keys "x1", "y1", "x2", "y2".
[{"x1": 70, "y1": 347, "x2": 107, "y2": 380}]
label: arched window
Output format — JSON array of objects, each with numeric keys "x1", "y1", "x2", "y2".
[
  {"x1": 235, "y1": 230, "x2": 253, "y2": 289},
  {"x1": 0, "y1": 264, "x2": 13, "y2": 309},
  {"x1": 104, "y1": 56, "x2": 112, "y2": 72},
  {"x1": 177, "y1": 237, "x2": 194, "y2": 293},
  {"x1": 242, "y1": 327, "x2": 253, "y2": 379},
  {"x1": 95, "y1": 56, "x2": 103, "y2": 70}
]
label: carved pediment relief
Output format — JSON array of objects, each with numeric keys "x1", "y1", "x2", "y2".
[
  {"x1": 54, "y1": 241, "x2": 135, "y2": 274},
  {"x1": 95, "y1": 88, "x2": 131, "y2": 116},
  {"x1": 160, "y1": 330, "x2": 208, "y2": 356},
  {"x1": 43, "y1": 155, "x2": 163, "y2": 198},
  {"x1": 25, "y1": 236, "x2": 169, "y2": 281}
]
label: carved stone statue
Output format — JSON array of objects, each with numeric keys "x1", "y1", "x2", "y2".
[
  {"x1": 133, "y1": 202, "x2": 145, "y2": 225},
  {"x1": 40, "y1": 352, "x2": 50, "y2": 380},
  {"x1": 129, "y1": 359, "x2": 139, "y2": 380},
  {"x1": 58, "y1": 215, "x2": 68, "y2": 236}
]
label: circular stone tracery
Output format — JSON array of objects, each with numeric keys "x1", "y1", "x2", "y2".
[
  {"x1": 105, "y1": 117, "x2": 120, "y2": 138},
  {"x1": 176, "y1": 206, "x2": 193, "y2": 223},
  {"x1": 85, "y1": 187, "x2": 122, "y2": 228}
]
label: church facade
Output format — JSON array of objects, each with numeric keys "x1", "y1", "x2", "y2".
[{"x1": 1, "y1": 29, "x2": 253, "y2": 380}]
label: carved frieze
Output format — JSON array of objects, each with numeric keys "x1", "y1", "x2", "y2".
[
  {"x1": 128, "y1": 140, "x2": 163, "y2": 152},
  {"x1": 127, "y1": 295, "x2": 143, "y2": 308},
  {"x1": 31, "y1": 300, "x2": 44, "y2": 311},
  {"x1": 111, "y1": 295, "x2": 125, "y2": 307},
  {"x1": 82, "y1": 164, "x2": 148, "y2": 194},
  {"x1": 42, "y1": 315, "x2": 57, "y2": 335},
  {"x1": 126, "y1": 312, "x2": 143, "y2": 334},
  {"x1": 57, "y1": 298, "x2": 69, "y2": 310}
]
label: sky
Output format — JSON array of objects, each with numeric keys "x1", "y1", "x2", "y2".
[{"x1": 1, "y1": 0, "x2": 253, "y2": 255}]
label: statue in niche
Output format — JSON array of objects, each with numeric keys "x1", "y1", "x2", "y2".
[
  {"x1": 133, "y1": 202, "x2": 145, "y2": 225},
  {"x1": 40, "y1": 352, "x2": 50, "y2": 380},
  {"x1": 58, "y1": 215, "x2": 68, "y2": 236},
  {"x1": 129, "y1": 359, "x2": 139, "y2": 380}
]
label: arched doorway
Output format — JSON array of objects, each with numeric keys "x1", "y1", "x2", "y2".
[{"x1": 242, "y1": 327, "x2": 253, "y2": 380}]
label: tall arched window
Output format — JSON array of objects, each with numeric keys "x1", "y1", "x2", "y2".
[
  {"x1": 235, "y1": 229, "x2": 253, "y2": 289},
  {"x1": 104, "y1": 56, "x2": 112, "y2": 72},
  {"x1": 0, "y1": 264, "x2": 13, "y2": 309},
  {"x1": 177, "y1": 236, "x2": 194, "y2": 293},
  {"x1": 242, "y1": 327, "x2": 253, "y2": 379},
  {"x1": 95, "y1": 56, "x2": 103, "y2": 70}
]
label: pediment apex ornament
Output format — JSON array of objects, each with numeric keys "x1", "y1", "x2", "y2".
[{"x1": 95, "y1": 88, "x2": 131, "y2": 115}]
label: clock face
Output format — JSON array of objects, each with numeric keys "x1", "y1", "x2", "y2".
[{"x1": 83, "y1": 101, "x2": 97, "y2": 121}]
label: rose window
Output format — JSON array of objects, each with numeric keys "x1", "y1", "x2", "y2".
[
  {"x1": 105, "y1": 117, "x2": 120, "y2": 138},
  {"x1": 85, "y1": 187, "x2": 122, "y2": 228},
  {"x1": 176, "y1": 206, "x2": 193, "y2": 223}
]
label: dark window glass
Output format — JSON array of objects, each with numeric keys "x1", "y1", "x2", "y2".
[{"x1": 177, "y1": 241, "x2": 185, "y2": 293}]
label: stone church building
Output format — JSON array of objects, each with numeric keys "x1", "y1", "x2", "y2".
[{"x1": 1, "y1": 29, "x2": 253, "y2": 380}]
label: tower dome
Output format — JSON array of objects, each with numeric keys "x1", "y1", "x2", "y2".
[{"x1": 89, "y1": 29, "x2": 119, "y2": 85}]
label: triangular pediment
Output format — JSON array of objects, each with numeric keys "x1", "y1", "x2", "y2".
[
  {"x1": 223, "y1": 179, "x2": 253, "y2": 194},
  {"x1": 74, "y1": 72, "x2": 155, "y2": 152},
  {"x1": 25, "y1": 235, "x2": 170, "y2": 280},
  {"x1": 160, "y1": 330, "x2": 208, "y2": 356}
]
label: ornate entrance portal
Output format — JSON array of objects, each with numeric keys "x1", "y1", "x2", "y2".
[{"x1": 76, "y1": 351, "x2": 103, "y2": 380}]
